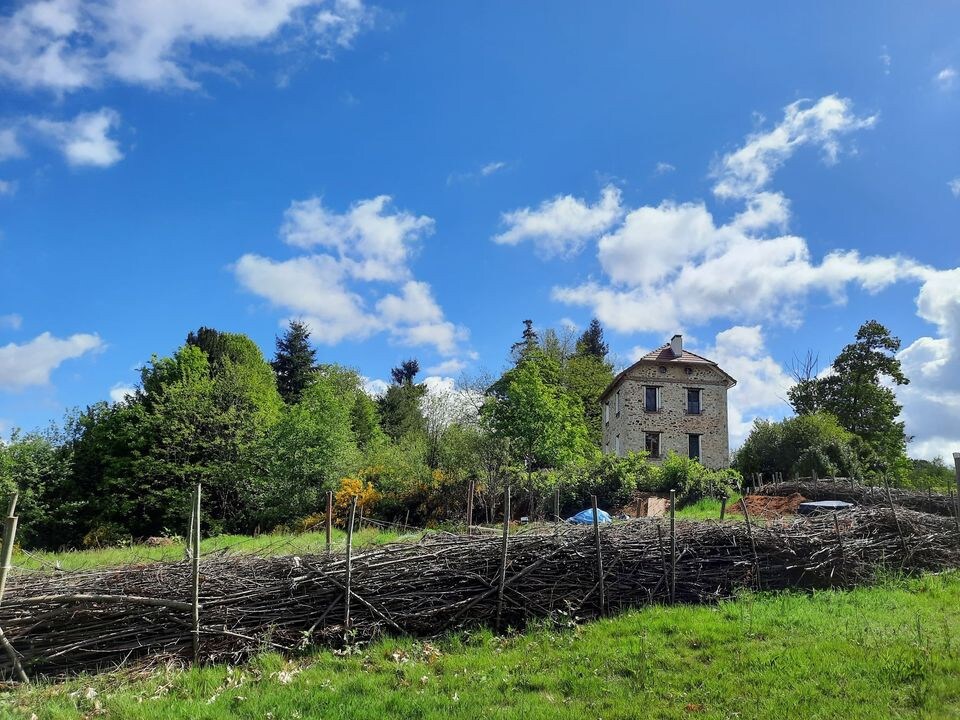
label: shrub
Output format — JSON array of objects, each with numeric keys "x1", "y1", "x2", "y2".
[{"x1": 658, "y1": 451, "x2": 738, "y2": 505}]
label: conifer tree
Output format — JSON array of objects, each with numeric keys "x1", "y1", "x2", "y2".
[{"x1": 271, "y1": 320, "x2": 317, "y2": 404}]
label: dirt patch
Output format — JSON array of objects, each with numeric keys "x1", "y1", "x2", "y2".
[{"x1": 726, "y1": 493, "x2": 806, "y2": 519}]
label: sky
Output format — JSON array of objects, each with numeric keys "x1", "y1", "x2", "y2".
[{"x1": 1, "y1": 1, "x2": 959, "y2": 460}]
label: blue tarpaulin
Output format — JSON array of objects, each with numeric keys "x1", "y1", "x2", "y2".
[{"x1": 567, "y1": 508, "x2": 612, "y2": 524}]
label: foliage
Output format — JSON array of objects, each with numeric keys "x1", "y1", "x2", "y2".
[
  {"x1": 333, "y1": 476, "x2": 381, "y2": 520},
  {"x1": 378, "y1": 360, "x2": 427, "y2": 442},
  {"x1": 788, "y1": 320, "x2": 909, "y2": 473},
  {"x1": 904, "y1": 457, "x2": 957, "y2": 491},
  {"x1": 658, "y1": 451, "x2": 740, "y2": 504},
  {"x1": 734, "y1": 412, "x2": 862, "y2": 480},
  {"x1": 271, "y1": 320, "x2": 318, "y2": 405}
]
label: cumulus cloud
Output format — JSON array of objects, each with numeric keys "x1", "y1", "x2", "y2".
[
  {"x1": 0, "y1": 0, "x2": 380, "y2": 92},
  {"x1": 280, "y1": 195, "x2": 433, "y2": 282},
  {"x1": 712, "y1": 95, "x2": 876, "y2": 200},
  {"x1": 654, "y1": 161, "x2": 675, "y2": 175},
  {"x1": 109, "y1": 383, "x2": 136, "y2": 403},
  {"x1": 936, "y1": 66, "x2": 957, "y2": 90},
  {"x1": 0, "y1": 179, "x2": 17, "y2": 195},
  {"x1": 493, "y1": 185, "x2": 623, "y2": 257},
  {"x1": 236, "y1": 195, "x2": 469, "y2": 358},
  {"x1": 949, "y1": 178, "x2": 960, "y2": 198},
  {"x1": 30, "y1": 107, "x2": 123, "y2": 167},
  {"x1": 0, "y1": 331, "x2": 102, "y2": 390},
  {"x1": 426, "y1": 358, "x2": 467, "y2": 375}
]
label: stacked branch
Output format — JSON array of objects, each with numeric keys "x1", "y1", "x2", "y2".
[
  {"x1": 0, "y1": 507, "x2": 958, "y2": 679},
  {"x1": 755, "y1": 481, "x2": 957, "y2": 517}
]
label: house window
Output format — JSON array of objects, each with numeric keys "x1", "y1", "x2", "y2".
[
  {"x1": 604, "y1": 401, "x2": 609, "y2": 424},
  {"x1": 615, "y1": 389, "x2": 621, "y2": 416},
  {"x1": 615, "y1": 434, "x2": 621, "y2": 456},
  {"x1": 688, "y1": 434, "x2": 701, "y2": 461},
  {"x1": 686, "y1": 388, "x2": 702, "y2": 415},
  {"x1": 644, "y1": 431, "x2": 661, "y2": 458},
  {"x1": 644, "y1": 386, "x2": 659, "y2": 412}
]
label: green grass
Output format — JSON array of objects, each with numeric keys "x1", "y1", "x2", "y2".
[
  {"x1": 5, "y1": 572, "x2": 959, "y2": 719},
  {"x1": 674, "y1": 494, "x2": 742, "y2": 520},
  {"x1": 14, "y1": 527, "x2": 415, "y2": 572}
]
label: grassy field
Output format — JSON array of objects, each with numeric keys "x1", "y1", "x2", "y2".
[{"x1": 4, "y1": 571, "x2": 958, "y2": 719}]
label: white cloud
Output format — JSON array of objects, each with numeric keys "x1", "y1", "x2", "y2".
[
  {"x1": 0, "y1": 331, "x2": 102, "y2": 390},
  {"x1": 0, "y1": 314, "x2": 22, "y2": 329},
  {"x1": 480, "y1": 161, "x2": 507, "y2": 176},
  {"x1": 426, "y1": 358, "x2": 467, "y2": 375},
  {"x1": 949, "y1": 178, "x2": 960, "y2": 198},
  {"x1": 0, "y1": 0, "x2": 379, "y2": 92},
  {"x1": 109, "y1": 383, "x2": 135, "y2": 403},
  {"x1": 362, "y1": 376, "x2": 389, "y2": 397},
  {"x1": 280, "y1": 195, "x2": 433, "y2": 282},
  {"x1": 0, "y1": 179, "x2": 17, "y2": 195},
  {"x1": 712, "y1": 95, "x2": 876, "y2": 200},
  {"x1": 654, "y1": 161, "x2": 675, "y2": 175},
  {"x1": 30, "y1": 108, "x2": 123, "y2": 167},
  {"x1": 559, "y1": 317, "x2": 578, "y2": 332},
  {"x1": 493, "y1": 184, "x2": 623, "y2": 257},
  {"x1": 936, "y1": 66, "x2": 957, "y2": 90},
  {"x1": 236, "y1": 195, "x2": 469, "y2": 358},
  {"x1": 879, "y1": 47, "x2": 891, "y2": 75},
  {"x1": 0, "y1": 128, "x2": 24, "y2": 161}
]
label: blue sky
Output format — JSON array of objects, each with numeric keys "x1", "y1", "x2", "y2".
[{"x1": 1, "y1": 1, "x2": 959, "y2": 459}]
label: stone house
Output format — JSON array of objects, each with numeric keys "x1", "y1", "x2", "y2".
[{"x1": 600, "y1": 334, "x2": 736, "y2": 469}]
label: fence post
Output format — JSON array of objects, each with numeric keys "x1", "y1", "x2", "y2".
[
  {"x1": 720, "y1": 495, "x2": 727, "y2": 521},
  {"x1": 325, "y1": 491, "x2": 333, "y2": 554},
  {"x1": 883, "y1": 477, "x2": 908, "y2": 556},
  {"x1": 191, "y1": 483, "x2": 201, "y2": 664},
  {"x1": 739, "y1": 496, "x2": 761, "y2": 589},
  {"x1": 554, "y1": 486, "x2": 561, "y2": 530},
  {"x1": 591, "y1": 495, "x2": 605, "y2": 616},
  {"x1": 0, "y1": 492, "x2": 27, "y2": 683},
  {"x1": 496, "y1": 485, "x2": 511, "y2": 630},
  {"x1": 466, "y1": 480, "x2": 474, "y2": 536},
  {"x1": 343, "y1": 495, "x2": 358, "y2": 643},
  {"x1": 953, "y1": 453, "x2": 960, "y2": 505},
  {"x1": 185, "y1": 489, "x2": 195, "y2": 562},
  {"x1": 669, "y1": 489, "x2": 676, "y2": 603}
]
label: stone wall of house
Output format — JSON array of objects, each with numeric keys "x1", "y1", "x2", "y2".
[{"x1": 601, "y1": 361, "x2": 731, "y2": 468}]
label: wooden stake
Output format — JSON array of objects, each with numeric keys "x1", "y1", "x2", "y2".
[
  {"x1": 185, "y1": 488, "x2": 194, "y2": 562},
  {"x1": 325, "y1": 491, "x2": 333, "y2": 554},
  {"x1": 465, "y1": 480, "x2": 474, "y2": 536},
  {"x1": 953, "y1": 453, "x2": 960, "y2": 510},
  {"x1": 591, "y1": 495, "x2": 605, "y2": 615},
  {"x1": 883, "y1": 477, "x2": 908, "y2": 557},
  {"x1": 554, "y1": 486, "x2": 561, "y2": 530},
  {"x1": 739, "y1": 496, "x2": 760, "y2": 589},
  {"x1": 0, "y1": 492, "x2": 27, "y2": 683},
  {"x1": 720, "y1": 495, "x2": 727, "y2": 521},
  {"x1": 343, "y1": 495, "x2": 358, "y2": 643},
  {"x1": 0, "y1": 492, "x2": 20, "y2": 603},
  {"x1": 669, "y1": 489, "x2": 676, "y2": 603},
  {"x1": 495, "y1": 485, "x2": 510, "y2": 629},
  {"x1": 191, "y1": 483, "x2": 201, "y2": 664}
]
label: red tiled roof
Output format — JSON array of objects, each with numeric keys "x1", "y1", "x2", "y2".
[{"x1": 600, "y1": 343, "x2": 736, "y2": 401}]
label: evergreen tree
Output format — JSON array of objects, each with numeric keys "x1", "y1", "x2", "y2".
[
  {"x1": 510, "y1": 319, "x2": 540, "y2": 364},
  {"x1": 576, "y1": 318, "x2": 609, "y2": 359},
  {"x1": 271, "y1": 320, "x2": 318, "y2": 404},
  {"x1": 379, "y1": 360, "x2": 427, "y2": 441}
]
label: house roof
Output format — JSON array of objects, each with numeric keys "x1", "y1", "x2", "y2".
[{"x1": 599, "y1": 343, "x2": 737, "y2": 401}]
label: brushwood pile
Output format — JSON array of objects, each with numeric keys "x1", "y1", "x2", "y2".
[{"x1": 2, "y1": 496, "x2": 960, "y2": 679}]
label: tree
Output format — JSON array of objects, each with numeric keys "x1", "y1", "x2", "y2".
[
  {"x1": 789, "y1": 321, "x2": 909, "y2": 472},
  {"x1": 510, "y1": 319, "x2": 539, "y2": 363},
  {"x1": 576, "y1": 318, "x2": 609, "y2": 359},
  {"x1": 486, "y1": 360, "x2": 595, "y2": 482},
  {"x1": 379, "y1": 360, "x2": 427, "y2": 441},
  {"x1": 734, "y1": 412, "x2": 861, "y2": 480},
  {"x1": 271, "y1": 320, "x2": 318, "y2": 404}
]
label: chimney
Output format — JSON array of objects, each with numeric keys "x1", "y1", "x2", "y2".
[{"x1": 670, "y1": 334, "x2": 683, "y2": 358}]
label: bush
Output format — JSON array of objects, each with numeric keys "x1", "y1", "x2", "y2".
[{"x1": 658, "y1": 451, "x2": 739, "y2": 505}]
